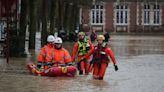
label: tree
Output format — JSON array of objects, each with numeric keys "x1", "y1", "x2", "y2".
[
  {"x1": 29, "y1": 0, "x2": 37, "y2": 49},
  {"x1": 41, "y1": 0, "x2": 48, "y2": 46},
  {"x1": 18, "y1": 0, "x2": 28, "y2": 56},
  {"x1": 50, "y1": 0, "x2": 57, "y2": 34}
]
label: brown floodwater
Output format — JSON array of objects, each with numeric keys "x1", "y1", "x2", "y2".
[{"x1": 0, "y1": 35, "x2": 164, "y2": 92}]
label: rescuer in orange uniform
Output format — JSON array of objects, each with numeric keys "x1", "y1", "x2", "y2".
[
  {"x1": 37, "y1": 35, "x2": 55, "y2": 69},
  {"x1": 47, "y1": 37, "x2": 72, "y2": 66},
  {"x1": 72, "y1": 32, "x2": 94, "y2": 75},
  {"x1": 91, "y1": 35, "x2": 118, "y2": 80}
]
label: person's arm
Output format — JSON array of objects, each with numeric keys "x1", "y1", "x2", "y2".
[
  {"x1": 106, "y1": 47, "x2": 118, "y2": 71},
  {"x1": 64, "y1": 49, "x2": 72, "y2": 63},
  {"x1": 37, "y1": 46, "x2": 46, "y2": 68},
  {"x1": 106, "y1": 48, "x2": 116, "y2": 64},
  {"x1": 83, "y1": 41, "x2": 94, "y2": 59}
]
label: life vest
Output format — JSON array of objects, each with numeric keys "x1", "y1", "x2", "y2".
[
  {"x1": 77, "y1": 39, "x2": 91, "y2": 56},
  {"x1": 93, "y1": 42, "x2": 109, "y2": 63}
]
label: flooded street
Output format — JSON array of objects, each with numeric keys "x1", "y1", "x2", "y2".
[{"x1": 0, "y1": 35, "x2": 164, "y2": 92}]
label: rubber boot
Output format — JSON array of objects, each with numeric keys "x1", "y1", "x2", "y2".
[
  {"x1": 79, "y1": 70, "x2": 83, "y2": 75},
  {"x1": 99, "y1": 76, "x2": 103, "y2": 80}
]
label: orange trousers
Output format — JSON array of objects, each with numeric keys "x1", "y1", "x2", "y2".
[
  {"x1": 77, "y1": 56, "x2": 91, "y2": 75},
  {"x1": 93, "y1": 62, "x2": 108, "y2": 79},
  {"x1": 80, "y1": 60, "x2": 90, "y2": 74}
]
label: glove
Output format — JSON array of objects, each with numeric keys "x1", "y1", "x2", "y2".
[
  {"x1": 66, "y1": 62, "x2": 73, "y2": 66},
  {"x1": 37, "y1": 62, "x2": 42, "y2": 69},
  {"x1": 46, "y1": 62, "x2": 53, "y2": 68},
  {"x1": 80, "y1": 57, "x2": 86, "y2": 62},
  {"x1": 114, "y1": 64, "x2": 118, "y2": 71},
  {"x1": 89, "y1": 60, "x2": 94, "y2": 64}
]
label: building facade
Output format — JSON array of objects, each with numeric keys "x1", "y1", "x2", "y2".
[{"x1": 81, "y1": 1, "x2": 164, "y2": 33}]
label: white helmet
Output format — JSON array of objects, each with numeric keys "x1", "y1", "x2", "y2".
[
  {"x1": 54, "y1": 37, "x2": 63, "y2": 44},
  {"x1": 47, "y1": 35, "x2": 55, "y2": 42}
]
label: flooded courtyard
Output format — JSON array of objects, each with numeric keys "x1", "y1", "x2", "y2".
[{"x1": 0, "y1": 35, "x2": 164, "y2": 92}]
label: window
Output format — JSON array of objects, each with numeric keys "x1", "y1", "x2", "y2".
[
  {"x1": 91, "y1": 4, "x2": 105, "y2": 25},
  {"x1": 115, "y1": 5, "x2": 128, "y2": 25},
  {"x1": 143, "y1": 3, "x2": 161, "y2": 25},
  {"x1": 144, "y1": 4, "x2": 150, "y2": 24},
  {"x1": 153, "y1": 4, "x2": 160, "y2": 24}
]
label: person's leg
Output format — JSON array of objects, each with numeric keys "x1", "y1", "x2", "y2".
[
  {"x1": 93, "y1": 63, "x2": 99, "y2": 79},
  {"x1": 84, "y1": 61, "x2": 90, "y2": 75},
  {"x1": 78, "y1": 61, "x2": 85, "y2": 75},
  {"x1": 98, "y1": 63, "x2": 108, "y2": 80}
]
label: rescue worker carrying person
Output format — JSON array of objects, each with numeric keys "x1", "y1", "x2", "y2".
[
  {"x1": 37, "y1": 35, "x2": 55, "y2": 70},
  {"x1": 91, "y1": 35, "x2": 118, "y2": 80},
  {"x1": 72, "y1": 32, "x2": 94, "y2": 75},
  {"x1": 46, "y1": 37, "x2": 72, "y2": 66}
]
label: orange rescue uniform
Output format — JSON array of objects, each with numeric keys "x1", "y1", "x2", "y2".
[
  {"x1": 37, "y1": 43, "x2": 54, "y2": 63},
  {"x1": 92, "y1": 44, "x2": 117, "y2": 79},
  {"x1": 47, "y1": 48, "x2": 72, "y2": 65},
  {"x1": 72, "y1": 40, "x2": 94, "y2": 74}
]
